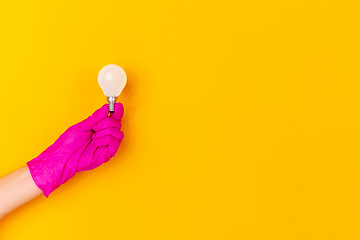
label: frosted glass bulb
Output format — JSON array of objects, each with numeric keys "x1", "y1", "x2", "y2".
[{"x1": 98, "y1": 64, "x2": 127, "y2": 113}]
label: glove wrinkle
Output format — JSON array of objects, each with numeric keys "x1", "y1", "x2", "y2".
[{"x1": 26, "y1": 103, "x2": 124, "y2": 197}]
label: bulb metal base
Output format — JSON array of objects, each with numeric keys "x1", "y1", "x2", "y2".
[{"x1": 107, "y1": 97, "x2": 117, "y2": 113}]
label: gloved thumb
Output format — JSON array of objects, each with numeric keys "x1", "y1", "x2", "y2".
[{"x1": 90, "y1": 104, "x2": 110, "y2": 124}]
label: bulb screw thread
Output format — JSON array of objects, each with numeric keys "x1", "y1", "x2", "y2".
[{"x1": 107, "y1": 97, "x2": 117, "y2": 113}]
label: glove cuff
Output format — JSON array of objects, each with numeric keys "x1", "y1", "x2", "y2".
[{"x1": 27, "y1": 151, "x2": 78, "y2": 197}]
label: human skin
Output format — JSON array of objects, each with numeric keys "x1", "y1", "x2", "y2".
[{"x1": 0, "y1": 166, "x2": 42, "y2": 219}]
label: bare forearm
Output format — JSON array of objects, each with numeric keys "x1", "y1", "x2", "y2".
[{"x1": 0, "y1": 166, "x2": 42, "y2": 219}]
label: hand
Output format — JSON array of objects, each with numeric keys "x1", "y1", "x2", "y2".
[{"x1": 27, "y1": 103, "x2": 124, "y2": 197}]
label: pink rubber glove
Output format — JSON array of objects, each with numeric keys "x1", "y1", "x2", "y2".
[{"x1": 27, "y1": 103, "x2": 124, "y2": 197}]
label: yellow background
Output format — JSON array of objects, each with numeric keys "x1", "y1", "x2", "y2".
[{"x1": 0, "y1": 0, "x2": 360, "y2": 239}]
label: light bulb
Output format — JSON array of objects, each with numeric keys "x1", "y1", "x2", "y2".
[{"x1": 98, "y1": 64, "x2": 127, "y2": 113}]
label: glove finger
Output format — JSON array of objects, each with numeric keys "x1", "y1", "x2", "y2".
[
  {"x1": 92, "y1": 128, "x2": 124, "y2": 141},
  {"x1": 92, "y1": 117, "x2": 122, "y2": 131},
  {"x1": 94, "y1": 135, "x2": 121, "y2": 147},
  {"x1": 95, "y1": 146, "x2": 112, "y2": 164},
  {"x1": 91, "y1": 104, "x2": 110, "y2": 124},
  {"x1": 94, "y1": 135, "x2": 121, "y2": 157},
  {"x1": 109, "y1": 103, "x2": 124, "y2": 121},
  {"x1": 76, "y1": 140, "x2": 99, "y2": 171}
]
